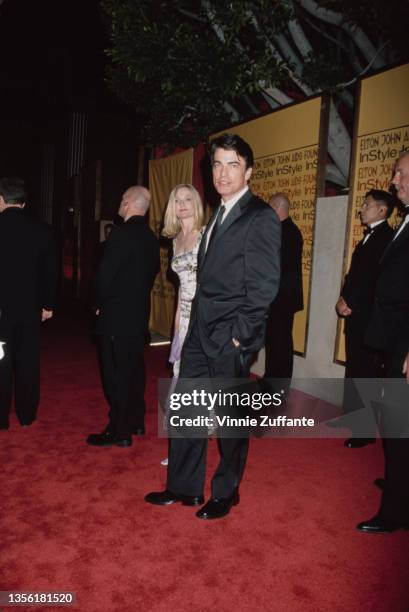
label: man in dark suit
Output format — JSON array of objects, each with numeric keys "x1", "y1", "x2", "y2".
[
  {"x1": 95, "y1": 222, "x2": 115, "y2": 269},
  {"x1": 0, "y1": 177, "x2": 56, "y2": 429},
  {"x1": 264, "y1": 193, "x2": 303, "y2": 383},
  {"x1": 146, "y1": 133, "x2": 281, "y2": 519},
  {"x1": 357, "y1": 151, "x2": 409, "y2": 533},
  {"x1": 87, "y1": 186, "x2": 159, "y2": 448},
  {"x1": 335, "y1": 190, "x2": 394, "y2": 448}
]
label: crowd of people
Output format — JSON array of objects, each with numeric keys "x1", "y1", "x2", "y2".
[{"x1": 1, "y1": 134, "x2": 408, "y2": 531}]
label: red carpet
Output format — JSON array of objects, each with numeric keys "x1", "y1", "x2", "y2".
[{"x1": 1, "y1": 311, "x2": 408, "y2": 612}]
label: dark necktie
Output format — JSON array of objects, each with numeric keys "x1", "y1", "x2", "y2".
[
  {"x1": 363, "y1": 227, "x2": 374, "y2": 237},
  {"x1": 206, "y1": 204, "x2": 225, "y2": 253}
]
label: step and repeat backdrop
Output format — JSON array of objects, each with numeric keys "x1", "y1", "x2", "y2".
[
  {"x1": 148, "y1": 63, "x2": 409, "y2": 372},
  {"x1": 212, "y1": 96, "x2": 328, "y2": 355},
  {"x1": 336, "y1": 63, "x2": 409, "y2": 362}
]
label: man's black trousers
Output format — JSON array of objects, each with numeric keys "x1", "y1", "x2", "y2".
[
  {"x1": 98, "y1": 334, "x2": 146, "y2": 439},
  {"x1": 378, "y1": 350, "x2": 409, "y2": 524},
  {"x1": 167, "y1": 323, "x2": 250, "y2": 499},
  {"x1": 0, "y1": 323, "x2": 40, "y2": 427},
  {"x1": 342, "y1": 314, "x2": 381, "y2": 436},
  {"x1": 264, "y1": 303, "x2": 295, "y2": 380}
]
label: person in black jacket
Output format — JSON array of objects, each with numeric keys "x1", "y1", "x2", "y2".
[
  {"x1": 264, "y1": 193, "x2": 304, "y2": 384},
  {"x1": 357, "y1": 152, "x2": 409, "y2": 533},
  {"x1": 0, "y1": 177, "x2": 56, "y2": 429},
  {"x1": 335, "y1": 190, "x2": 394, "y2": 448},
  {"x1": 87, "y1": 186, "x2": 159, "y2": 448},
  {"x1": 145, "y1": 133, "x2": 281, "y2": 519}
]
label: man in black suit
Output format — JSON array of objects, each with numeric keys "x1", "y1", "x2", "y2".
[
  {"x1": 146, "y1": 133, "x2": 281, "y2": 519},
  {"x1": 264, "y1": 193, "x2": 303, "y2": 383},
  {"x1": 335, "y1": 190, "x2": 394, "y2": 448},
  {"x1": 0, "y1": 177, "x2": 56, "y2": 429},
  {"x1": 87, "y1": 186, "x2": 159, "y2": 448},
  {"x1": 357, "y1": 151, "x2": 409, "y2": 533},
  {"x1": 95, "y1": 222, "x2": 115, "y2": 269}
]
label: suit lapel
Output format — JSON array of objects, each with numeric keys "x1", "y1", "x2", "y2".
[
  {"x1": 358, "y1": 221, "x2": 386, "y2": 251},
  {"x1": 198, "y1": 209, "x2": 217, "y2": 270},
  {"x1": 199, "y1": 190, "x2": 254, "y2": 272},
  {"x1": 211, "y1": 190, "x2": 254, "y2": 243},
  {"x1": 380, "y1": 220, "x2": 409, "y2": 263},
  {"x1": 215, "y1": 196, "x2": 243, "y2": 238},
  {"x1": 354, "y1": 237, "x2": 365, "y2": 252}
]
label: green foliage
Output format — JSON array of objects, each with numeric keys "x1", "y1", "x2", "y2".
[
  {"x1": 301, "y1": 52, "x2": 343, "y2": 93},
  {"x1": 101, "y1": 0, "x2": 290, "y2": 149},
  {"x1": 101, "y1": 0, "x2": 407, "y2": 150},
  {"x1": 314, "y1": 0, "x2": 409, "y2": 62}
]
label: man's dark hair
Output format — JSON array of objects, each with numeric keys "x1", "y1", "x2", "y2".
[
  {"x1": 210, "y1": 133, "x2": 254, "y2": 169},
  {"x1": 365, "y1": 189, "x2": 395, "y2": 219},
  {"x1": 0, "y1": 177, "x2": 28, "y2": 204}
]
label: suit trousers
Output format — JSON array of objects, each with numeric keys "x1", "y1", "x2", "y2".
[
  {"x1": 98, "y1": 334, "x2": 146, "y2": 439},
  {"x1": 342, "y1": 314, "x2": 381, "y2": 436},
  {"x1": 264, "y1": 302, "x2": 295, "y2": 380},
  {"x1": 167, "y1": 323, "x2": 250, "y2": 499},
  {"x1": 377, "y1": 350, "x2": 409, "y2": 524},
  {"x1": 0, "y1": 323, "x2": 40, "y2": 427}
]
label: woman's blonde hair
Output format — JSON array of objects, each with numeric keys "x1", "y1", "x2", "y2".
[{"x1": 162, "y1": 184, "x2": 204, "y2": 238}]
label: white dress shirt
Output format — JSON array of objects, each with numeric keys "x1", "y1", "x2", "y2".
[{"x1": 362, "y1": 219, "x2": 385, "y2": 245}]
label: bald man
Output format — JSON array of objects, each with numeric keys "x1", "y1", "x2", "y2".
[
  {"x1": 264, "y1": 193, "x2": 303, "y2": 383},
  {"x1": 87, "y1": 186, "x2": 159, "y2": 447}
]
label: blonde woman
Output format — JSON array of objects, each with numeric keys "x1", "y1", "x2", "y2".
[
  {"x1": 161, "y1": 184, "x2": 205, "y2": 464},
  {"x1": 163, "y1": 184, "x2": 205, "y2": 376}
]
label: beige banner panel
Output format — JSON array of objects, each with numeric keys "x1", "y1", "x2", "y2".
[
  {"x1": 336, "y1": 63, "x2": 409, "y2": 362},
  {"x1": 212, "y1": 97, "x2": 326, "y2": 354},
  {"x1": 149, "y1": 149, "x2": 193, "y2": 337}
]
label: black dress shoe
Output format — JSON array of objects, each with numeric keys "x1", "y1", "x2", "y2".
[
  {"x1": 20, "y1": 419, "x2": 35, "y2": 427},
  {"x1": 86, "y1": 431, "x2": 132, "y2": 447},
  {"x1": 0, "y1": 423, "x2": 9, "y2": 430},
  {"x1": 132, "y1": 427, "x2": 146, "y2": 436},
  {"x1": 196, "y1": 492, "x2": 240, "y2": 520},
  {"x1": 374, "y1": 478, "x2": 385, "y2": 490},
  {"x1": 87, "y1": 430, "x2": 114, "y2": 446},
  {"x1": 144, "y1": 490, "x2": 204, "y2": 506},
  {"x1": 356, "y1": 515, "x2": 408, "y2": 534},
  {"x1": 344, "y1": 437, "x2": 376, "y2": 448},
  {"x1": 115, "y1": 437, "x2": 132, "y2": 447}
]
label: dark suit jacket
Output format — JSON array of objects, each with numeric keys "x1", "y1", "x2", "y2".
[
  {"x1": 342, "y1": 220, "x2": 394, "y2": 320},
  {"x1": 95, "y1": 215, "x2": 160, "y2": 337},
  {"x1": 273, "y1": 216, "x2": 303, "y2": 313},
  {"x1": 0, "y1": 207, "x2": 56, "y2": 332},
  {"x1": 366, "y1": 221, "x2": 409, "y2": 356},
  {"x1": 191, "y1": 189, "x2": 281, "y2": 358}
]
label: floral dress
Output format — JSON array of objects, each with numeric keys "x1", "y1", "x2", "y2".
[{"x1": 170, "y1": 227, "x2": 204, "y2": 377}]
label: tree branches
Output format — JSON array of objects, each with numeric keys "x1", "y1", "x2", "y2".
[{"x1": 101, "y1": 0, "x2": 405, "y2": 184}]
